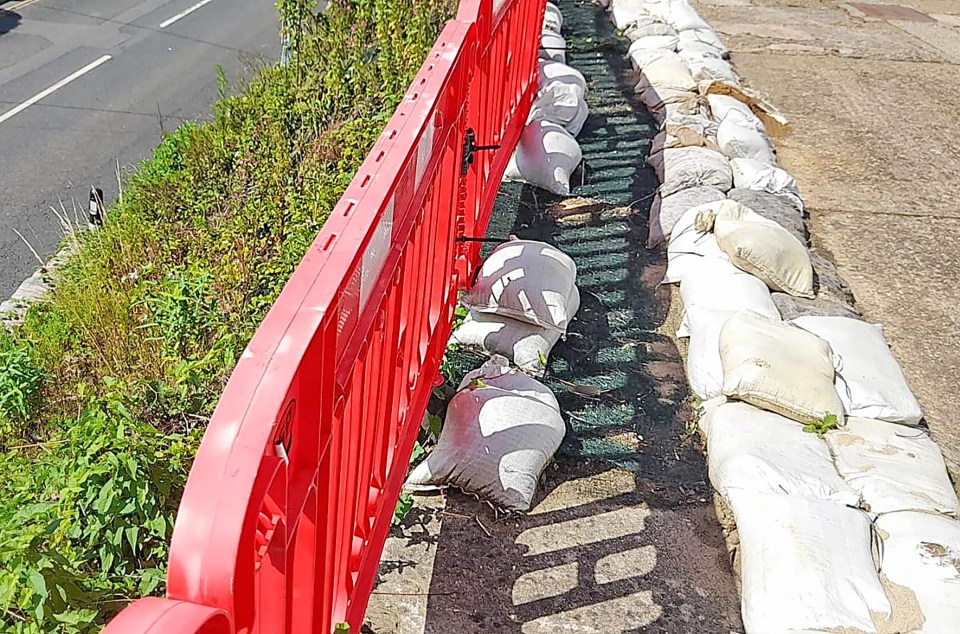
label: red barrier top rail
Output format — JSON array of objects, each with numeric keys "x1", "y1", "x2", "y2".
[{"x1": 101, "y1": 0, "x2": 544, "y2": 632}]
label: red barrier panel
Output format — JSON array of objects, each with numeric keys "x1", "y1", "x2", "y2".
[{"x1": 101, "y1": 0, "x2": 544, "y2": 632}]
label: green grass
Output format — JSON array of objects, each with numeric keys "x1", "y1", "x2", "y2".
[{"x1": 0, "y1": 0, "x2": 453, "y2": 630}]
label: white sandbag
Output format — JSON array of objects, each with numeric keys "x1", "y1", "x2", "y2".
[
  {"x1": 461, "y1": 239, "x2": 578, "y2": 332},
  {"x1": 706, "y1": 94, "x2": 764, "y2": 131},
  {"x1": 677, "y1": 28, "x2": 727, "y2": 56},
  {"x1": 730, "y1": 158, "x2": 804, "y2": 211},
  {"x1": 650, "y1": 113, "x2": 719, "y2": 156},
  {"x1": 791, "y1": 316, "x2": 923, "y2": 425},
  {"x1": 875, "y1": 511, "x2": 960, "y2": 634},
  {"x1": 679, "y1": 256, "x2": 780, "y2": 330},
  {"x1": 635, "y1": 55, "x2": 697, "y2": 92},
  {"x1": 716, "y1": 115, "x2": 777, "y2": 164},
  {"x1": 531, "y1": 81, "x2": 589, "y2": 137},
  {"x1": 720, "y1": 312, "x2": 844, "y2": 424},
  {"x1": 637, "y1": 88, "x2": 701, "y2": 125},
  {"x1": 664, "y1": 1, "x2": 711, "y2": 31},
  {"x1": 729, "y1": 489, "x2": 891, "y2": 633},
  {"x1": 626, "y1": 0, "x2": 672, "y2": 22},
  {"x1": 649, "y1": 125, "x2": 713, "y2": 155},
  {"x1": 543, "y1": 2, "x2": 563, "y2": 34},
  {"x1": 647, "y1": 146, "x2": 732, "y2": 197},
  {"x1": 661, "y1": 200, "x2": 730, "y2": 285},
  {"x1": 825, "y1": 418, "x2": 959, "y2": 517},
  {"x1": 661, "y1": 108, "x2": 715, "y2": 132},
  {"x1": 696, "y1": 199, "x2": 814, "y2": 298},
  {"x1": 685, "y1": 306, "x2": 735, "y2": 399},
  {"x1": 609, "y1": 0, "x2": 656, "y2": 30},
  {"x1": 404, "y1": 356, "x2": 565, "y2": 511},
  {"x1": 504, "y1": 120, "x2": 581, "y2": 195},
  {"x1": 686, "y1": 56, "x2": 739, "y2": 85},
  {"x1": 647, "y1": 185, "x2": 725, "y2": 247},
  {"x1": 656, "y1": 94, "x2": 713, "y2": 127},
  {"x1": 677, "y1": 40, "x2": 725, "y2": 61},
  {"x1": 628, "y1": 44, "x2": 680, "y2": 72},
  {"x1": 623, "y1": 18, "x2": 677, "y2": 41},
  {"x1": 627, "y1": 34, "x2": 680, "y2": 61},
  {"x1": 539, "y1": 32, "x2": 566, "y2": 64},
  {"x1": 450, "y1": 311, "x2": 562, "y2": 376},
  {"x1": 704, "y1": 401, "x2": 860, "y2": 505},
  {"x1": 637, "y1": 86, "x2": 686, "y2": 116},
  {"x1": 538, "y1": 59, "x2": 587, "y2": 94},
  {"x1": 680, "y1": 263, "x2": 780, "y2": 397}
]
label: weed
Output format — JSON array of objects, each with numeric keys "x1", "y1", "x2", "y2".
[
  {"x1": 0, "y1": 332, "x2": 43, "y2": 443},
  {"x1": 803, "y1": 413, "x2": 840, "y2": 438},
  {"x1": 393, "y1": 494, "x2": 415, "y2": 526}
]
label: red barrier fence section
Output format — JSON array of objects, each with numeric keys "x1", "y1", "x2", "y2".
[{"x1": 101, "y1": 0, "x2": 543, "y2": 632}]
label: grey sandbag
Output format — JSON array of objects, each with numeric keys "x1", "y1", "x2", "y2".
[
  {"x1": 810, "y1": 251, "x2": 856, "y2": 306},
  {"x1": 772, "y1": 293, "x2": 859, "y2": 320},
  {"x1": 727, "y1": 188, "x2": 807, "y2": 245}
]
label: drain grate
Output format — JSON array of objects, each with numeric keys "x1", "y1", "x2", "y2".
[{"x1": 850, "y1": 2, "x2": 936, "y2": 23}]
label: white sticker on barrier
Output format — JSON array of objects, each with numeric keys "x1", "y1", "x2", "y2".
[
  {"x1": 415, "y1": 121, "x2": 436, "y2": 193},
  {"x1": 360, "y1": 196, "x2": 395, "y2": 311}
]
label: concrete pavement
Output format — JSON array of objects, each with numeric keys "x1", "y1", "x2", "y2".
[
  {"x1": 0, "y1": 0, "x2": 280, "y2": 297},
  {"x1": 693, "y1": 0, "x2": 960, "y2": 483}
]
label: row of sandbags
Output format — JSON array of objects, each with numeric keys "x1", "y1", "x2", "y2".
[
  {"x1": 406, "y1": 3, "x2": 588, "y2": 515},
  {"x1": 404, "y1": 239, "x2": 580, "y2": 512},
  {"x1": 603, "y1": 1, "x2": 960, "y2": 632},
  {"x1": 504, "y1": 2, "x2": 586, "y2": 195}
]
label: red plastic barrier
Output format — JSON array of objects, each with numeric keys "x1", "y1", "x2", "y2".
[{"x1": 102, "y1": 0, "x2": 544, "y2": 632}]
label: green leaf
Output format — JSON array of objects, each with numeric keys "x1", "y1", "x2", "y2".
[
  {"x1": 393, "y1": 493, "x2": 414, "y2": 525},
  {"x1": 410, "y1": 441, "x2": 425, "y2": 464},
  {"x1": 100, "y1": 547, "x2": 115, "y2": 572},
  {"x1": 138, "y1": 568, "x2": 165, "y2": 595},
  {"x1": 467, "y1": 378, "x2": 487, "y2": 390},
  {"x1": 27, "y1": 570, "x2": 47, "y2": 598},
  {"x1": 125, "y1": 527, "x2": 140, "y2": 554},
  {"x1": 538, "y1": 351, "x2": 548, "y2": 367},
  {"x1": 427, "y1": 414, "x2": 443, "y2": 439},
  {"x1": 45, "y1": 518, "x2": 63, "y2": 535}
]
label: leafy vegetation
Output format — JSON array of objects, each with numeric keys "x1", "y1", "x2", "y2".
[{"x1": 0, "y1": 0, "x2": 453, "y2": 630}]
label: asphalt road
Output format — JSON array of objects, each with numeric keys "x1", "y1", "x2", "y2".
[{"x1": 0, "y1": 0, "x2": 281, "y2": 298}]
